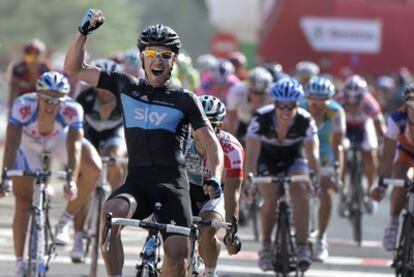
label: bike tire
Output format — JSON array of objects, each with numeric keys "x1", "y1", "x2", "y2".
[
  {"x1": 399, "y1": 215, "x2": 414, "y2": 277},
  {"x1": 27, "y1": 211, "x2": 47, "y2": 277},
  {"x1": 275, "y1": 211, "x2": 290, "y2": 277},
  {"x1": 137, "y1": 264, "x2": 152, "y2": 277},
  {"x1": 90, "y1": 189, "x2": 105, "y2": 277},
  {"x1": 250, "y1": 196, "x2": 260, "y2": 242}
]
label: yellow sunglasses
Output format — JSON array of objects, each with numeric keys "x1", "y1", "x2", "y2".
[{"x1": 143, "y1": 50, "x2": 174, "y2": 61}]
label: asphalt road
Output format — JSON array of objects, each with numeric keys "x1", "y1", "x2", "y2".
[{"x1": 0, "y1": 185, "x2": 396, "y2": 277}]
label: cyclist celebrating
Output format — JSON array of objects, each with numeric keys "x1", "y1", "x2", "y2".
[
  {"x1": 244, "y1": 78, "x2": 321, "y2": 272},
  {"x1": 371, "y1": 84, "x2": 414, "y2": 251},
  {"x1": 64, "y1": 9, "x2": 224, "y2": 277},
  {"x1": 337, "y1": 74, "x2": 386, "y2": 215},
  {"x1": 0, "y1": 71, "x2": 101, "y2": 276},
  {"x1": 76, "y1": 58, "x2": 127, "y2": 189},
  {"x1": 186, "y1": 95, "x2": 243, "y2": 277},
  {"x1": 303, "y1": 77, "x2": 346, "y2": 261},
  {"x1": 225, "y1": 66, "x2": 273, "y2": 141}
]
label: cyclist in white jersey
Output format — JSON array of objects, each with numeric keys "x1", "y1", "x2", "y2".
[
  {"x1": 186, "y1": 95, "x2": 243, "y2": 277},
  {"x1": 225, "y1": 67, "x2": 273, "y2": 142},
  {"x1": 0, "y1": 71, "x2": 101, "y2": 276}
]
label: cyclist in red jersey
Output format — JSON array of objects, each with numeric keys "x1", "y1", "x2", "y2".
[
  {"x1": 8, "y1": 39, "x2": 50, "y2": 111},
  {"x1": 186, "y1": 95, "x2": 243, "y2": 276}
]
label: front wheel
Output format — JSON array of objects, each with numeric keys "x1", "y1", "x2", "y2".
[
  {"x1": 89, "y1": 189, "x2": 105, "y2": 276},
  {"x1": 395, "y1": 214, "x2": 414, "y2": 277},
  {"x1": 27, "y1": 210, "x2": 47, "y2": 277}
]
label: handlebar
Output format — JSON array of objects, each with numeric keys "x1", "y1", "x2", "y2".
[
  {"x1": 5, "y1": 169, "x2": 69, "y2": 179},
  {"x1": 101, "y1": 156, "x2": 128, "y2": 165},
  {"x1": 249, "y1": 174, "x2": 310, "y2": 185},
  {"x1": 192, "y1": 216, "x2": 232, "y2": 230},
  {"x1": 382, "y1": 178, "x2": 414, "y2": 188}
]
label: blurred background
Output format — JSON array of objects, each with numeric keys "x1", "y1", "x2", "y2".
[{"x1": 1, "y1": 0, "x2": 414, "y2": 133}]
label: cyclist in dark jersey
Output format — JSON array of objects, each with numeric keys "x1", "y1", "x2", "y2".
[
  {"x1": 76, "y1": 58, "x2": 126, "y2": 189},
  {"x1": 64, "y1": 9, "x2": 224, "y2": 277},
  {"x1": 244, "y1": 78, "x2": 321, "y2": 272}
]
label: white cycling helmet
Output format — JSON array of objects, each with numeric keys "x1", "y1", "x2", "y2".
[{"x1": 36, "y1": 71, "x2": 70, "y2": 94}]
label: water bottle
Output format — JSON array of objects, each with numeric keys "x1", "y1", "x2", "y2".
[
  {"x1": 1, "y1": 178, "x2": 12, "y2": 194},
  {"x1": 144, "y1": 236, "x2": 157, "y2": 259}
]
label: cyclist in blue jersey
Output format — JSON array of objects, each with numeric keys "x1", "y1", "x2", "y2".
[
  {"x1": 64, "y1": 9, "x2": 224, "y2": 277},
  {"x1": 302, "y1": 77, "x2": 346, "y2": 261}
]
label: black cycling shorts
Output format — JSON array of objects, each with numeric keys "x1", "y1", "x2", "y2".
[{"x1": 107, "y1": 166, "x2": 192, "y2": 239}]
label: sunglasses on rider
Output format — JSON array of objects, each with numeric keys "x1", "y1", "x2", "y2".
[
  {"x1": 406, "y1": 101, "x2": 414, "y2": 109},
  {"x1": 39, "y1": 94, "x2": 63, "y2": 105},
  {"x1": 143, "y1": 50, "x2": 174, "y2": 61},
  {"x1": 274, "y1": 101, "x2": 298, "y2": 111}
]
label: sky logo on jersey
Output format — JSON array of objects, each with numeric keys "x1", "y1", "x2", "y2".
[{"x1": 121, "y1": 93, "x2": 184, "y2": 132}]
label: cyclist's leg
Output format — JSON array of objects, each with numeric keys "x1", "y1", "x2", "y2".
[
  {"x1": 12, "y1": 176, "x2": 34, "y2": 264},
  {"x1": 159, "y1": 179, "x2": 192, "y2": 277},
  {"x1": 64, "y1": 139, "x2": 101, "y2": 227},
  {"x1": 288, "y1": 162, "x2": 310, "y2": 245},
  {"x1": 362, "y1": 119, "x2": 379, "y2": 213},
  {"x1": 197, "y1": 197, "x2": 225, "y2": 276},
  {"x1": 100, "y1": 134, "x2": 127, "y2": 190},
  {"x1": 12, "y1": 146, "x2": 40, "y2": 269},
  {"x1": 318, "y1": 149, "x2": 335, "y2": 240},
  {"x1": 101, "y1": 191, "x2": 138, "y2": 275},
  {"x1": 383, "y1": 158, "x2": 410, "y2": 251}
]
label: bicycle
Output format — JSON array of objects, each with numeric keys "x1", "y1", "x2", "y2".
[
  {"x1": 381, "y1": 178, "x2": 414, "y2": 277},
  {"x1": 340, "y1": 141, "x2": 366, "y2": 246},
  {"x1": 77, "y1": 156, "x2": 128, "y2": 277},
  {"x1": 102, "y1": 202, "x2": 191, "y2": 277},
  {"x1": 4, "y1": 150, "x2": 73, "y2": 277},
  {"x1": 248, "y1": 173, "x2": 311, "y2": 277},
  {"x1": 188, "y1": 216, "x2": 237, "y2": 276}
]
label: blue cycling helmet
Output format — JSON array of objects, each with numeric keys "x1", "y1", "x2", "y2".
[
  {"x1": 304, "y1": 77, "x2": 336, "y2": 100},
  {"x1": 36, "y1": 71, "x2": 70, "y2": 94},
  {"x1": 270, "y1": 78, "x2": 304, "y2": 102},
  {"x1": 199, "y1": 95, "x2": 226, "y2": 122}
]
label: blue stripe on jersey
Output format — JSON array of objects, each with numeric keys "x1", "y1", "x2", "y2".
[
  {"x1": 69, "y1": 122, "x2": 83, "y2": 129},
  {"x1": 120, "y1": 93, "x2": 184, "y2": 132},
  {"x1": 390, "y1": 111, "x2": 407, "y2": 133},
  {"x1": 56, "y1": 112, "x2": 66, "y2": 127}
]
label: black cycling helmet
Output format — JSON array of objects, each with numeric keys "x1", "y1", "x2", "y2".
[{"x1": 137, "y1": 24, "x2": 181, "y2": 54}]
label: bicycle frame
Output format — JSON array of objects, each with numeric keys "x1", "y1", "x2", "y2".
[
  {"x1": 188, "y1": 216, "x2": 234, "y2": 276},
  {"x1": 344, "y1": 143, "x2": 364, "y2": 246},
  {"x1": 250, "y1": 174, "x2": 310, "y2": 276},
  {"x1": 383, "y1": 178, "x2": 414, "y2": 276},
  {"x1": 102, "y1": 203, "x2": 191, "y2": 277},
  {"x1": 6, "y1": 163, "x2": 70, "y2": 276}
]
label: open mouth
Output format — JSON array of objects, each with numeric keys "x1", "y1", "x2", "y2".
[{"x1": 151, "y1": 68, "x2": 164, "y2": 76}]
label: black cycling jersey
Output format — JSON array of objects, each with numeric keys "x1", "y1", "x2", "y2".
[
  {"x1": 97, "y1": 71, "x2": 209, "y2": 168},
  {"x1": 76, "y1": 87, "x2": 123, "y2": 150},
  {"x1": 246, "y1": 104, "x2": 317, "y2": 171}
]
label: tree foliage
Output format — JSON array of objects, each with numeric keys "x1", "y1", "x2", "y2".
[{"x1": 0, "y1": 0, "x2": 214, "y2": 69}]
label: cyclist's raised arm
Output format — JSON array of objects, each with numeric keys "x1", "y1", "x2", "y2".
[{"x1": 64, "y1": 9, "x2": 105, "y2": 87}]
